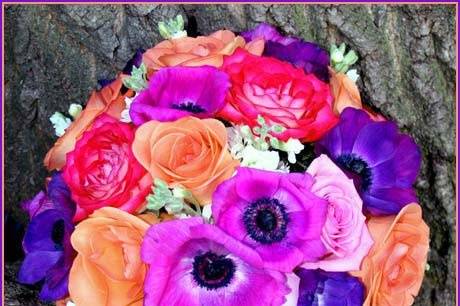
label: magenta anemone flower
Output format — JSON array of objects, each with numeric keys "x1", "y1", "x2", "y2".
[
  {"x1": 315, "y1": 107, "x2": 422, "y2": 216},
  {"x1": 212, "y1": 167, "x2": 329, "y2": 272},
  {"x1": 130, "y1": 66, "x2": 230, "y2": 125},
  {"x1": 141, "y1": 217, "x2": 290, "y2": 306}
]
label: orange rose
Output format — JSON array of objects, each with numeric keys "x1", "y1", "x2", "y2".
[
  {"x1": 351, "y1": 204, "x2": 429, "y2": 306},
  {"x1": 329, "y1": 67, "x2": 362, "y2": 115},
  {"x1": 132, "y1": 116, "x2": 239, "y2": 204},
  {"x1": 142, "y1": 30, "x2": 264, "y2": 70},
  {"x1": 329, "y1": 68, "x2": 387, "y2": 121},
  {"x1": 68, "y1": 207, "x2": 158, "y2": 306},
  {"x1": 44, "y1": 78, "x2": 129, "y2": 171}
]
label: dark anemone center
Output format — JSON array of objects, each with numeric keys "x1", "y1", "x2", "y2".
[
  {"x1": 335, "y1": 153, "x2": 373, "y2": 192},
  {"x1": 243, "y1": 198, "x2": 289, "y2": 244},
  {"x1": 256, "y1": 210, "x2": 277, "y2": 232},
  {"x1": 192, "y1": 252, "x2": 235, "y2": 290},
  {"x1": 51, "y1": 219, "x2": 65, "y2": 250},
  {"x1": 172, "y1": 101, "x2": 206, "y2": 114}
]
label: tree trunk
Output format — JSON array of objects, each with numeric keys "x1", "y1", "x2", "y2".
[{"x1": 4, "y1": 4, "x2": 455, "y2": 306}]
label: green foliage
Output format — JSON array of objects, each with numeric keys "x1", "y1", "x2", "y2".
[
  {"x1": 330, "y1": 43, "x2": 359, "y2": 73},
  {"x1": 146, "y1": 178, "x2": 201, "y2": 216},
  {"x1": 122, "y1": 63, "x2": 148, "y2": 92},
  {"x1": 158, "y1": 15, "x2": 187, "y2": 39}
]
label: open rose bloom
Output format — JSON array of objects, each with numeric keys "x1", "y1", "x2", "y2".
[{"x1": 19, "y1": 19, "x2": 430, "y2": 306}]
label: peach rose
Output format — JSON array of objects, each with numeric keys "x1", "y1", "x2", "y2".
[
  {"x1": 329, "y1": 68, "x2": 362, "y2": 115},
  {"x1": 142, "y1": 30, "x2": 264, "y2": 70},
  {"x1": 329, "y1": 68, "x2": 386, "y2": 121},
  {"x1": 69, "y1": 207, "x2": 158, "y2": 306},
  {"x1": 44, "y1": 78, "x2": 129, "y2": 171},
  {"x1": 132, "y1": 116, "x2": 239, "y2": 204},
  {"x1": 351, "y1": 204, "x2": 429, "y2": 306}
]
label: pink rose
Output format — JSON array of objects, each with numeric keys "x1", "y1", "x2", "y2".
[
  {"x1": 302, "y1": 154, "x2": 374, "y2": 271},
  {"x1": 63, "y1": 114, "x2": 152, "y2": 222},
  {"x1": 219, "y1": 49, "x2": 338, "y2": 142}
]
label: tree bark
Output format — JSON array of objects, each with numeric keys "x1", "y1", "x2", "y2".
[{"x1": 4, "y1": 4, "x2": 456, "y2": 306}]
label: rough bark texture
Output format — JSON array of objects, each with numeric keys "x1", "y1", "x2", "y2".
[{"x1": 4, "y1": 4, "x2": 456, "y2": 306}]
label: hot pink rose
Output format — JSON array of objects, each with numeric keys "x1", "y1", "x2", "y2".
[
  {"x1": 302, "y1": 154, "x2": 374, "y2": 271},
  {"x1": 63, "y1": 114, "x2": 152, "y2": 222},
  {"x1": 219, "y1": 48, "x2": 338, "y2": 142}
]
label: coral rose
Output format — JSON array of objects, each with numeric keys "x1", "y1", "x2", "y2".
[
  {"x1": 132, "y1": 116, "x2": 238, "y2": 204},
  {"x1": 219, "y1": 49, "x2": 338, "y2": 142},
  {"x1": 143, "y1": 30, "x2": 264, "y2": 70},
  {"x1": 63, "y1": 114, "x2": 151, "y2": 222},
  {"x1": 69, "y1": 207, "x2": 158, "y2": 306},
  {"x1": 45, "y1": 78, "x2": 128, "y2": 171},
  {"x1": 329, "y1": 68, "x2": 386, "y2": 121},
  {"x1": 329, "y1": 68, "x2": 362, "y2": 115},
  {"x1": 351, "y1": 204, "x2": 429, "y2": 306}
]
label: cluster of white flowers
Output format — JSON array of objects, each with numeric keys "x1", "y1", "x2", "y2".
[
  {"x1": 330, "y1": 42, "x2": 360, "y2": 82},
  {"x1": 120, "y1": 93, "x2": 138, "y2": 123},
  {"x1": 227, "y1": 116, "x2": 305, "y2": 172},
  {"x1": 49, "y1": 103, "x2": 82, "y2": 137}
]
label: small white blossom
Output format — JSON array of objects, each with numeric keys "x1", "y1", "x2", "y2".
[
  {"x1": 277, "y1": 161, "x2": 290, "y2": 173},
  {"x1": 227, "y1": 123, "x2": 304, "y2": 169},
  {"x1": 226, "y1": 126, "x2": 245, "y2": 158},
  {"x1": 202, "y1": 204, "x2": 213, "y2": 222},
  {"x1": 50, "y1": 112, "x2": 72, "y2": 137},
  {"x1": 283, "y1": 138, "x2": 304, "y2": 164},
  {"x1": 346, "y1": 69, "x2": 360, "y2": 82},
  {"x1": 68, "y1": 103, "x2": 82, "y2": 120},
  {"x1": 66, "y1": 301, "x2": 76, "y2": 306},
  {"x1": 171, "y1": 30, "x2": 187, "y2": 39},
  {"x1": 120, "y1": 93, "x2": 138, "y2": 123},
  {"x1": 240, "y1": 145, "x2": 280, "y2": 171},
  {"x1": 331, "y1": 50, "x2": 344, "y2": 63}
]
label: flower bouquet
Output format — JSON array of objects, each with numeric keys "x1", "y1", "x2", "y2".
[{"x1": 18, "y1": 15, "x2": 429, "y2": 306}]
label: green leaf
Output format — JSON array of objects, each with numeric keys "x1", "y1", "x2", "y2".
[
  {"x1": 257, "y1": 115, "x2": 265, "y2": 125},
  {"x1": 343, "y1": 50, "x2": 358, "y2": 66},
  {"x1": 123, "y1": 63, "x2": 148, "y2": 92},
  {"x1": 158, "y1": 14, "x2": 187, "y2": 39},
  {"x1": 165, "y1": 198, "x2": 184, "y2": 214},
  {"x1": 330, "y1": 43, "x2": 359, "y2": 74},
  {"x1": 271, "y1": 124, "x2": 285, "y2": 133},
  {"x1": 154, "y1": 178, "x2": 169, "y2": 190},
  {"x1": 329, "y1": 44, "x2": 338, "y2": 56},
  {"x1": 270, "y1": 137, "x2": 280, "y2": 148}
]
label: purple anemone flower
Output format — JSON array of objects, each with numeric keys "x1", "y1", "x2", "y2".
[
  {"x1": 241, "y1": 23, "x2": 297, "y2": 46},
  {"x1": 130, "y1": 66, "x2": 230, "y2": 125},
  {"x1": 296, "y1": 269, "x2": 365, "y2": 306},
  {"x1": 141, "y1": 217, "x2": 290, "y2": 306},
  {"x1": 212, "y1": 167, "x2": 328, "y2": 272},
  {"x1": 18, "y1": 172, "x2": 76, "y2": 302},
  {"x1": 242, "y1": 23, "x2": 330, "y2": 82},
  {"x1": 315, "y1": 107, "x2": 421, "y2": 216}
]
